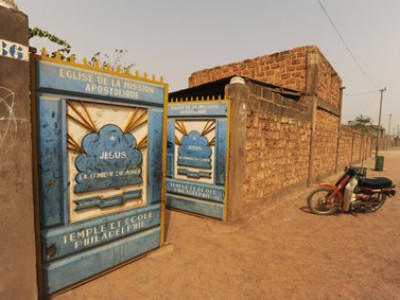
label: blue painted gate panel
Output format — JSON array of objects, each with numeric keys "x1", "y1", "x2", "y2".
[
  {"x1": 35, "y1": 58, "x2": 166, "y2": 295},
  {"x1": 167, "y1": 101, "x2": 229, "y2": 220}
]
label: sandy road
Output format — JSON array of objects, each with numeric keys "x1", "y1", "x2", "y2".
[{"x1": 55, "y1": 147, "x2": 400, "y2": 300}]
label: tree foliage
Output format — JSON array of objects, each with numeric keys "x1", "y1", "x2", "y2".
[
  {"x1": 28, "y1": 27, "x2": 135, "y2": 72},
  {"x1": 347, "y1": 114, "x2": 374, "y2": 133},
  {"x1": 29, "y1": 27, "x2": 71, "y2": 58},
  {"x1": 89, "y1": 49, "x2": 135, "y2": 73}
]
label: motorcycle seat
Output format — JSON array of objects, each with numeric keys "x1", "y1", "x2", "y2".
[{"x1": 358, "y1": 177, "x2": 393, "y2": 189}]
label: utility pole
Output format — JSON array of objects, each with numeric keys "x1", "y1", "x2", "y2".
[
  {"x1": 397, "y1": 124, "x2": 400, "y2": 147},
  {"x1": 375, "y1": 87, "x2": 386, "y2": 158},
  {"x1": 388, "y1": 113, "x2": 392, "y2": 148}
]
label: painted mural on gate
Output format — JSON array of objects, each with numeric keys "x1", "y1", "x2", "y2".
[
  {"x1": 66, "y1": 100, "x2": 148, "y2": 222},
  {"x1": 167, "y1": 100, "x2": 230, "y2": 220},
  {"x1": 34, "y1": 49, "x2": 167, "y2": 296},
  {"x1": 175, "y1": 120, "x2": 215, "y2": 183}
]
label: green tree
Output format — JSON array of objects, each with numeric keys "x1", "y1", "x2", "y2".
[
  {"x1": 347, "y1": 114, "x2": 374, "y2": 132},
  {"x1": 347, "y1": 114, "x2": 374, "y2": 166},
  {"x1": 29, "y1": 27, "x2": 71, "y2": 59}
]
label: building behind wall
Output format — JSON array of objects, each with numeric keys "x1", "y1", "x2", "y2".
[
  {"x1": 189, "y1": 45, "x2": 344, "y2": 182},
  {"x1": 172, "y1": 45, "x2": 372, "y2": 220},
  {"x1": 171, "y1": 76, "x2": 311, "y2": 219}
]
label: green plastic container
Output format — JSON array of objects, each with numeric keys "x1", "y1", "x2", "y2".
[{"x1": 375, "y1": 156, "x2": 384, "y2": 171}]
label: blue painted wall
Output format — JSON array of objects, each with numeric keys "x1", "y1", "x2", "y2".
[
  {"x1": 35, "y1": 58, "x2": 166, "y2": 295},
  {"x1": 166, "y1": 101, "x2": 229, "y2": 220}
]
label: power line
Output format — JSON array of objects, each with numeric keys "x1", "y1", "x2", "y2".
[
  {"x1": 344, "y1": 91, "x2": 378, "y2": 97},
  {"x1": 316, "y1": 0, "x2": 379, "y2": 90}
]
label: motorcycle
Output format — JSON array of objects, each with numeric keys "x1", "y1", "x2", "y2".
[{"x1": 307, "y1": 166, "x2": 396, "y2": 215}]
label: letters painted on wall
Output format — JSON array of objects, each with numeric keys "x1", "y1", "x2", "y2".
[
  {"x1": 35, "y1": 55, "x2": 166, "y2": 295},
  {"x1": 0, "y1": 38, "x2": 29, "y2": 61},
  {"x1": 66, "y1": 100, "x2": 150, "y2": 222},
  {"x1": 167, "y1": 101, "x2": 230, "y2": 220}
]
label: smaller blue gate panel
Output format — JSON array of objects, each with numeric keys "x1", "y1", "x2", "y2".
[
  {"x1": 167, "y1": 100, "x2": 230, "y2": 220},
  {"x1": 34, "y1": 54, "x2": 167, "y2": 295}
]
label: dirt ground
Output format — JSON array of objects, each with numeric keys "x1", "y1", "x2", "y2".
[{"x1": 54, "y1": 148, "x2": 400, "y2": 300}]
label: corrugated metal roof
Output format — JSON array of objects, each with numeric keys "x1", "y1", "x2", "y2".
[{"x1": 169, "y1": 75, "x2": 302, "y2": 101}]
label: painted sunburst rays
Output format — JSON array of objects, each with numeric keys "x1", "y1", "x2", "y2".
[
  {"x1": 66, "y1": 100, "x2": 148, "y2": 153},
  {"x1": 175, "y1": 120, "x2": 216, "y2": 146},
  {"x1": 123, "y1": 107, "x2": 148, "y2": 150}
]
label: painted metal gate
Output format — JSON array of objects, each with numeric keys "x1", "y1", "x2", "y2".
[
  {"x1": 33, "y1": 52, "x2": 167, "y2": 295},
  {"x1": 166, "y1": 98, "x2": 230, "y2": 220}
]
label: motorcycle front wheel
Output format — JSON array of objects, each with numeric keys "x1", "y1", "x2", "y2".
[{"x1": 307, "y1": 187, "x2": 338, "y2": 215}]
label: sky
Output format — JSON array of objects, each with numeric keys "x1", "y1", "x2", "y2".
[{"x1": 15, "y1": 0, "x2": 400, "y2": 135}]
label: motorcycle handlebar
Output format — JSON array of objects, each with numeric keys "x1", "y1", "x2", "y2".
[{"x1": 345, "y1": 165, "x2": 366, "y2": 177}]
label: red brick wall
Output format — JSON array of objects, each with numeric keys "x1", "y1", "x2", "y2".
[
  {"x1": 190, "y1": 46, "x2": 343, "y2": 184},
  {"x1": 337, "y1": 126, "x2": 373, "y2": 171},
  {"x1": 243, "y1": 82, "x2": 311, "y2": 206},
  {"x1": 316, "y1": 53, "x2": 341, "y2": 107},
  {"x1": 243, "y1": 85, "x2": 372, "y2": 207},
  {"x1": 337, "y1": 126, "x2": 354, "y2": 169},
  {"x1": 190, "y1": 45, "x2": 342, "y2": 103},
  {"x1": 188, "y1": 45, "x2": 373, "y2": 208},
  {"x1": 189, "y1": 47, "x2": 309, "y2": 91},
  {"x1": 313, "y1": 109, "x2": 339, "y2": 179},
  {"x1": 353, "y1": 133, "x2": 362, "y2": 162}
]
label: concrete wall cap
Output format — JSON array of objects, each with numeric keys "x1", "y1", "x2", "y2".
[{"x1": 0, "y1": 0, "x2": 17, "y2": 9}]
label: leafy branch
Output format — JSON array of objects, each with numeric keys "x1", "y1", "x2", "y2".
[
  {"x1": 347, "y1": 114, "x2": 374, "y2": 133},
  {"x1": 28, "y1": 27, "x2": 135, "y2": 72},
  {"x1": 89, "y1": 49, "x2": 135, "y2": 73},
  {"x1": 29, "y1": 27, "x2": 71, "y2": 59}
]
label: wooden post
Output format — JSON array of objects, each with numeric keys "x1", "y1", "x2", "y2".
[
  {"x1": 306, "y1": 50, "x2": 319, "y2": 186},
  {"x1": 225, "y1": 77, "x2": 249, "y2": 221}
]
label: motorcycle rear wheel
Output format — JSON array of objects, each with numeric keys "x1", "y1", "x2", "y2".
[
  {"x1": 364, "y1": 193, "x2": 387, "y2": 213},
  {"x1": 307, "y1": 187, "x2": 338, "y2": 215}
]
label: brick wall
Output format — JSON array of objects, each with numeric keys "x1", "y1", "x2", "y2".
[
  {"x1": 316, "y1": 53, "x2": 341, "y2": 107},
  {"x1": 189, "y1": 46, "x2": 309, "y2": 91},
  {"x1": 188, "y1": 45, "x2": 373, "y2": 212},
  {"x1": 244, "y1": 83, "x2": 311, "y2": 206},
  {"x1": 313, "y1": 109, "x2": 339, "y2": 180},
  {"x1": 189, "y1": 45, "x2": 342, "y2": 104},
  {"x1": 189, "y1": 45, "x2": 343, "y2": 183},
  {"x1": 337, "y1": 126, "x2": 354, "y2": 169},
  {"x1": 337, "y1": 126, "x2": 373, "y2": 171},
  {"x1": 241, "y1": 82, "x2": 372, "y2": 209}
]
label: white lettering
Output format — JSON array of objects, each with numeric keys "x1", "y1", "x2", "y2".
[
  {"x1": 59, "y1": 69, "x2": 94, "y2": 82},
  {"x1": 62, "y1": 212, "x2": 153, "y2": 249},
  {"x1": 188, "y1": 145, "x2": 202, "y2": 151},
  {"x1": 99, "y1": 151, "x2": 127, "y2": 160}
]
